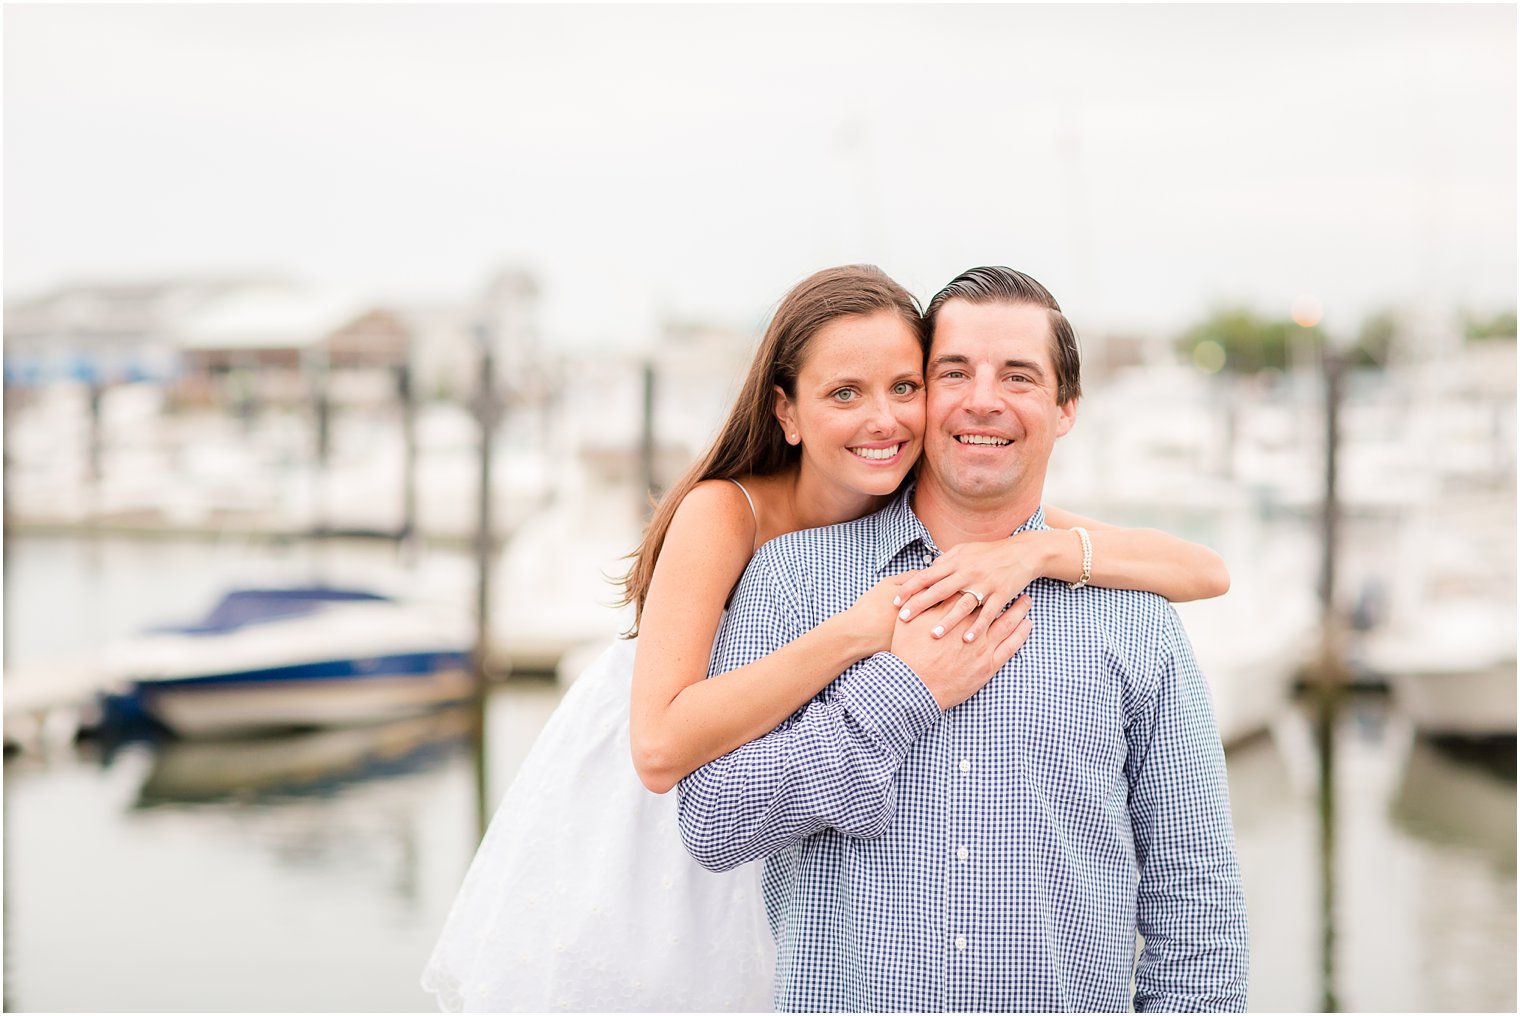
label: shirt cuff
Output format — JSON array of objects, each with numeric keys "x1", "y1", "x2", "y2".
[{"x1": 835, "y1": 652, "x2": 943, "y2": 759}]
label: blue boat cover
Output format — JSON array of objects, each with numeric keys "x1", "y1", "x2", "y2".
[{"x1": 154, "y1": 588, "x2": 393, "y2": 636}]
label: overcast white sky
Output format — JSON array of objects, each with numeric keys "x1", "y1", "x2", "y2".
[{"x1": 5, "y1": 4, "x2": 1515, "y2": 349}]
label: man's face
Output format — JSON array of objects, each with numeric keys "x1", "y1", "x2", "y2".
[{"x1": 919, "y1": 299, "x2": 1077, "y2": 507}]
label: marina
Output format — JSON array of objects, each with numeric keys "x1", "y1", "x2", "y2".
[
  {"x1": 5, "y1": 5, "x2": 1514, "y2": 1011},
  {"x1": 2, "y1": 531, "x2": 1514, "y2": 1011},
  {"x1": 5, "y1": 301, "x2": 1515, "y2": 1009},
  {"x1": 2, "y1": 327, "x2": 1514, "y2": 1009}
]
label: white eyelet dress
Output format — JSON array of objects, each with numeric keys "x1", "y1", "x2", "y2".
[{"x1": 422, "y1": 481, "x2": 775, "y2": 1012}]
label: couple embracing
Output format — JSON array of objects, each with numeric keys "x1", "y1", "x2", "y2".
[{"x1": 425, "y1": 266, "x2": 1249, "y2": 1013}]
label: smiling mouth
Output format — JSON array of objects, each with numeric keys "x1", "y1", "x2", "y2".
[
  {"x1": 849, "y1": 443, "x2": 904, "y2": 461},
  {"x1": 955, "y1": 434, "x2": 1011, "y2": 446}
]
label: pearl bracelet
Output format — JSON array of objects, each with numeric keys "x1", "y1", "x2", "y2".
[{"x1": 1069, "y1": 526, "x2": 1092, "y2": 590}]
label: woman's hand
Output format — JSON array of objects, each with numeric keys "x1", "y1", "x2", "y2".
[
  {"x1": 843, "y1": 574, "x2": 915, "y2": 657},
  {"x1": 889, "y1": 594, "x2": 1034, "y2": 710},
  {"x1": 892, "y1": 532, "x2": 1056, "y2": 643}
]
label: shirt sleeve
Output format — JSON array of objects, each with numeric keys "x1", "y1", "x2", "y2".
[
  {"x1": 1127, "y1": 606, "x2": 1251, "y2": 1012},
  {"x1": 676, "y1": 545, "x2": 943, "y2": 873}
]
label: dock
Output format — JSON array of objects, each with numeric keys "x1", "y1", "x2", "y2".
[{"x1": 4, "y1": 655, "x2": 114, "y2": 753}]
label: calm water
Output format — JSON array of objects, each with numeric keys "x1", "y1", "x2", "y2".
[{"x1": 3, "y1": 536, "x2": 1515, "y2": 1012}]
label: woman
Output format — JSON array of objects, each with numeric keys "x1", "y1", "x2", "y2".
[{"x1": 422, "y1": 266, "x2": 1228, "y2": 1012}]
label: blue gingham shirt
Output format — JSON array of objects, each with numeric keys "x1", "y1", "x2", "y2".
[{"x1": 677, "y1": 489, "x2": 1249, "y2": 1012}]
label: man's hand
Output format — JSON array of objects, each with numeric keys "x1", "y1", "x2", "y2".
[{"x1": 889, "y1": 595, "x2": 1032, "y2": 710}]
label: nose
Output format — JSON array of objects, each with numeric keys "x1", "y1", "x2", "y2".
[
  {"x1": 864, "y1": 390, "x2": 896, "y2": 435},
  {"x1": 965, "y1": 368, "x2": 1001, "y2": 417}
]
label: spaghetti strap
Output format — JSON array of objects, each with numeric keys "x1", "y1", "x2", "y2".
[{"x1": 727, "y1": 478, "x2": 760, "y2": 552}]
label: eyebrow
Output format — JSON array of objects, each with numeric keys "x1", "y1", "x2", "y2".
[
  {"x1": 928, "y1": 354, "x2": 1049, "y2": 380},
  {"x1": 813, "y1": 369, "x2": 924, "y2": 388}
]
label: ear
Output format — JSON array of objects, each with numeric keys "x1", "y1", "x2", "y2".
[
  {"x1": 773, "y1": 385, "x2": 800, "y2": 445},
  {"x1": 1054, "y1": 398, "x2": 1078, "y2": 439}
]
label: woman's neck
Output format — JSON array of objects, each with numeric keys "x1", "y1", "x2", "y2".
[
  {"x1": 745, "y1": 464, "x2": 890, "y2": 543},
  {"x1": 784, "y1": 463, "x2": 890, "y2": 534}
]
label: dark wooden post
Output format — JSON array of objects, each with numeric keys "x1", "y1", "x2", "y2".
[
  {"x1": 308, "y1": 345, "x2": 332, "y2": 540},
  {"x1": 88, "y1": 381, "x2": 105, "y2": 523},
  {"x1": 396, "y1": 361, "x2": 418, "y2": 557},
  {"x1": 640, "y1": 360, "x2": 658, "y2": 517},
  {"x1": 1312, "y1": 343, "x2": 1348, "y2": 1013},
  {"x1": 471, "y1": 321, "x2": 497, "y2": 841}
]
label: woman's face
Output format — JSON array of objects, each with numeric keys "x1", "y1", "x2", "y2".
[{"x1": 773, "y1": 309, "x2": 926, "y2": 499}]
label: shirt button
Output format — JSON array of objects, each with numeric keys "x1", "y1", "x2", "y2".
[
  {"x1": 959, "y1": 758, "x2": 971, "y2": 773},
  {"x1": 955, "y1": 935, "x2": 967, "y2": 951},
  {"x1": 957, "y1": 845, "x2": 969, "y2": 862}
]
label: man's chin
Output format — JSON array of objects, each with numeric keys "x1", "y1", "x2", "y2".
[{"x1": 944, "y1": 474, "x2": 1021, "y2": 502}]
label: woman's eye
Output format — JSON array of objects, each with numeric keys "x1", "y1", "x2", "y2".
[
  {"x1": 892, "y1": 380, "x2": 920, "y2": 397},
  {"x1": 832, "y1": 388, "x2": 858, "y2": 402}
]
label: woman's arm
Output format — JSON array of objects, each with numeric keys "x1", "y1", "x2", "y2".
[
  {"x1": 627, "y1": 480, "x2": 902, "y2": 795},
  {"x1": 1041, "y1": 505, "x2": 1230, "y2": 601},
  {"x1": 892, "y1": 504, "x2": 1230, "y2": 644}
]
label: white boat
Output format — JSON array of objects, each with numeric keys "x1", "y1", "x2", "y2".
[
  {"x1": 489, "y1": 481, "x2": 644, "y2": 677},
  {"x1": 1176, "y1": 589, "x2": 1316, "y2": 748},
  {"x1": 100, "y1": 586, "x2": 475, "y2": 738},
  {"x1": 1363, "y1": 598, "x2": 1517, "y2": 738},
  {"x1": 1356, "y1": 492, "x2": 1516, "y2": 739}
]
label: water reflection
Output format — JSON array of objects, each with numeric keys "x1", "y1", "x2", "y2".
[
  {"x1": 1389, "y1": 737, "x2": 1517, "y2": 1014},
  {"x1": 131, "y1": 705, "x2": 475, "y2": 807},
  {"x1": 5, "y1": 707, "x2": 489, "y2": 1010},
  {"x1": 1392, "y1": 737, "x2": 1517, "y2": 871},
  {"x1": 1231, "y1": 692, "x2": 1518, "y2": 1013}
]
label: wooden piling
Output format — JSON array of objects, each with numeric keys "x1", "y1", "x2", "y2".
[
  {"x1": 1309, "y1": 345, "x2": 1350, "y2": 1012},
  {"x1": 640, "y1": 360, "x2": 658, "y2": 518},
  {"x1": 396, "y1": 361, "x2": 418, "y2": 559},
  {"x1": 471, "y1": 322, "x2": 497, "y2": 841}
]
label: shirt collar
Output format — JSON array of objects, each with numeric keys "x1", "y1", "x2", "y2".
[{"x1": 871, "y1": 485, "x2": 1049, "y2": 574}]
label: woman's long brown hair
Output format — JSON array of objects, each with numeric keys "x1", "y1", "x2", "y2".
[{"x1": 618, "y1": 264, "x2": 925, "y2": 636}]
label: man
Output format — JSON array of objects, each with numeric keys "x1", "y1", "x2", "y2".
[{"x1": 677, "y1": 266, "x2": 1249, "y2": 1012}]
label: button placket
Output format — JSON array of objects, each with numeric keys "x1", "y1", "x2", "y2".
[{"x1": 946, "y1": 707, "x2": 976, "y2": 991}]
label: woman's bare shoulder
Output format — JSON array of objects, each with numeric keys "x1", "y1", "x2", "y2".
[{"x1": 667, "y1": 478, "x2": 759, "y2": 552}]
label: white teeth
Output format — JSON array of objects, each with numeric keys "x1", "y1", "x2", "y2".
[
  {"x1": 849, "y1": 443, "x2": 901, "y2": 461},
  {"x1": 957, "y1": 434, "x2": 1010, "y2": 446}
]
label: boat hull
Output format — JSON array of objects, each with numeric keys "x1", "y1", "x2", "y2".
[
  {"x1": 130, "y1": 652, "x2": 473, "y2": 737},
  {"x1": 1391, "y1": 662, "x2": 1518, "y2": 739},
  {"x1": 1363, "y1": 599, "x2": 1517, "y2": 739}
]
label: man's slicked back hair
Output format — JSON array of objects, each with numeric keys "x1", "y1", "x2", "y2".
[{"x1": 924, "y1": 266, "x2": 1082, "y2": 404}]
